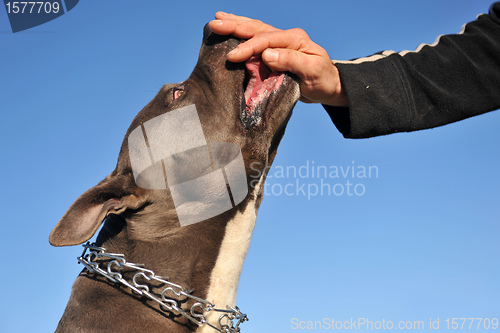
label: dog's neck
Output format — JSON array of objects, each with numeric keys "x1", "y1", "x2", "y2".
[
  {"x1": 195, "y1": 181, "x2": 261, "y2": 333},
  {"x1": 195, "y1": 177, "x2": 265, "y2": 332},
  {"x1": 59, "y1": 178, "x2": 263, "y2": 332}
]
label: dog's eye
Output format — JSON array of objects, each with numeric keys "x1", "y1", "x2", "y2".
[
  {"x1": 164, "y1": 85, "x2": 185, "y2": 106},
  {"x1": 173, "y1": 88, "x2": 184, "y2": 100}
]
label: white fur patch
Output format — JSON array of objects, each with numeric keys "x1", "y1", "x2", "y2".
[{"x1": 196, "y1": 178, "x2": 263, "y2": 333}]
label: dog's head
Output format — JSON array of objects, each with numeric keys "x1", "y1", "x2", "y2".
[{"x1": 49, "y1": 25, "x2": 299, "y2": 247}]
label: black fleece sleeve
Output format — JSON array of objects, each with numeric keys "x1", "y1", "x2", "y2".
[{"x1": 324, "y1": 2, "x2": 500, "y2": 139}]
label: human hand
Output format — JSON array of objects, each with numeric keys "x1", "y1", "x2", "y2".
[{"x1": 208, "y1": 12, "x2": 348, "y2": 107}]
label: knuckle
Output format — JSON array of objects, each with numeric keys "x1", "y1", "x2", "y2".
[
  {"x1": 291, "y1": 27, "x2": 308, "y2": 38},
  {"x1": 288, "y1": 28, "x2": 310, "y2": 48}
]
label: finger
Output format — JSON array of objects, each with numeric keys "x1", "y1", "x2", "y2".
[
  {"x1": 227, "y1": 28, "x2": 317, "y2": 63},
  {"x1": 214, "y1": 12, "x2": 251, "y2": 20},
  {"x1": 214, "y1": 11, "x2": 229, "y2": 19},
  {"x1": 209, "y1": 17, "x2": 278, "y2": 40},
  {"x1": 261, "y1": 48, "x2": 319, "y2": 79}
]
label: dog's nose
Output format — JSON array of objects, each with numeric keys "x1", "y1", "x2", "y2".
[{"x1": 203, "y1": 23, "x2": 213, "y2": 44}]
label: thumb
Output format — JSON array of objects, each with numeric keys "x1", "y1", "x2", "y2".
[{"x1": 262, "y1": 48, "x2": 308, "y2": 77}]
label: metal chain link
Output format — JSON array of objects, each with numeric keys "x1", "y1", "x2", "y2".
[{"x1": 77, "y1": 242, "x2": 248, "y2": 333}]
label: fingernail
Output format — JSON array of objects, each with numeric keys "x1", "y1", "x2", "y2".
[
  {"x1": 263, "y1": 49, "x2": 279, "y2": 62},
  {"x1": 218, "y1": 11, "x2": 228, "y2": 15},
  {"x1": 211, "y1": 19, "x2": 223, "y2": 26},
  {"x1": 228, "y1": 47, "x2": 239, "y2": 56}
]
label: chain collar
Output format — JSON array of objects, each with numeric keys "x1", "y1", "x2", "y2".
[{"x1": 77, "y1": 242, "x2": 248, "y2": 333}]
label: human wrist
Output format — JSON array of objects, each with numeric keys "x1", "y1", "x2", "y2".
[{"x1": 322, "y1": 63, "x2": 348, "y2": 107}]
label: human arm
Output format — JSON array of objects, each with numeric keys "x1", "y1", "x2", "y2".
[
  {"x1": 325, "y1": 2, "x2": 500, "y2": 138},
  {"x1": 210, "y1": 4, "x2": 500, "y2": 139}
]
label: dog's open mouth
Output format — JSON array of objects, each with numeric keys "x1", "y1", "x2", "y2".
[{"x1": 241, "y1": 55, "x2": 285, "y2": 128}]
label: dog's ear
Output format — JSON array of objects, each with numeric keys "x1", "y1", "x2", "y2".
[{"x1": 49, "y1": 175, "x2": 141, "y2": 247}]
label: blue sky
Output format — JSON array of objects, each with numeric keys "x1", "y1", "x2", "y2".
[{"x1": 1, "y1": 0, "x2": 498, "y2": 332}]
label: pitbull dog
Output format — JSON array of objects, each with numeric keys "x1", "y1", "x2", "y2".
[{"x1": 49, "y1": 25, "x2": 299, "y2": 332}]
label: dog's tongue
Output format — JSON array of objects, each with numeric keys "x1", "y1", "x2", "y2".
[{"x1": 244, "y1": 55, "x2": 284, "y2": 114}]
